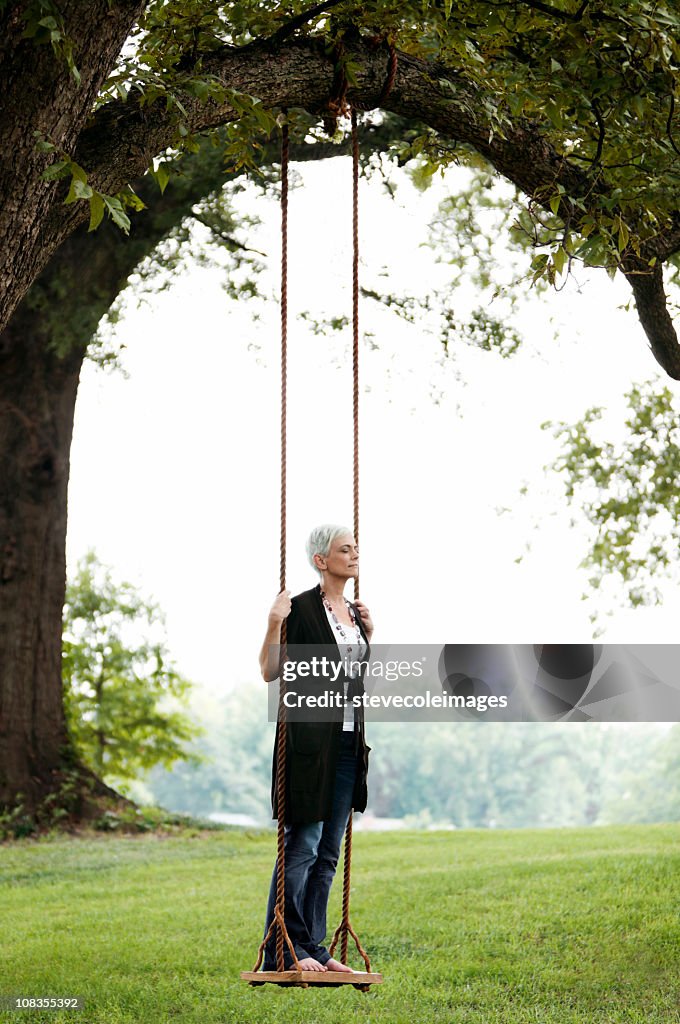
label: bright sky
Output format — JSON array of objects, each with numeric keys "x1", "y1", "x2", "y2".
[{"x1": 65, "y1": 148, "x2": 680, "y2": 701}]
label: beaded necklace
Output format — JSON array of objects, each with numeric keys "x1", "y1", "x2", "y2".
[{"x1": 320, "y1": 589, "x2": 362, "y2": 656}]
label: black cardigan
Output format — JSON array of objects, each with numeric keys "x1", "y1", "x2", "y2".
[{"x1": 270, "y1": 583, "x2": 371, "y2": 824}]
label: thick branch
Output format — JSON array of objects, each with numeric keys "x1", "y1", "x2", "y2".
[
  {"x1": 4, "y1": 32, "x2": 680, "y2": 375},
  {"x1": 623, "y1": 261, "x2": 680, "y2": 380}
]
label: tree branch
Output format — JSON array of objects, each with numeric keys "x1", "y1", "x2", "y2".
[
  {"x1": 522, "y1": 0, "x2": 590, "y2": 22},
  {"x1": 666, "y1": 92, "x2": 680, "y2": 158},
  {"x1": 6, "y1": 33, "x2": 680, "y2": 377},
  {"x1": 589, "y1": 99, "x2": 606, "y2": 168},
  {"x1": 623, "y1": 261, "x2": 680, "y2": 379},
  {"x1": 251, "y1": 0, "x2": 350, "y2": 50},
  {"x1": 486, "y1": 0, "x2": 590, "y2": 24}
]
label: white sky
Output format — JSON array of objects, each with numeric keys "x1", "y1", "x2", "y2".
[{"x1": 65, "y1": 151, "x2": 680, "y2": 700}]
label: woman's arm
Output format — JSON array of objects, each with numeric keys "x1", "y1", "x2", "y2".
[{"x1": 259, "y1": 589, "x2": 292, "y2": 681}]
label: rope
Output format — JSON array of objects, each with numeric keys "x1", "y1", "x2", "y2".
[
  {"x1": 354, "y1": 37, "x2": 398, "y2": 113},
  {"x1": 326, "y1": 36, "x2": 398, "y2": 131},
  {"x1": 352, "y1": 108, "x2": 360, "y2": 606},
  {"x1": 275, "y1": 119, "x2": 290, "y2": 976},
  {"x1": 250, "y1": 119, "x2": 303, "y2": 979},
  {"x1": 280, "y1": 121, "x2": 288, "y2": 608},
  {"x1": 327, "y1": 108, "x2": 373, "y2": 982}
]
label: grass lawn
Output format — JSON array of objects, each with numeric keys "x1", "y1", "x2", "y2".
[{"x1": 1, "y1": 822, "x2": 679, "y2": 1023}]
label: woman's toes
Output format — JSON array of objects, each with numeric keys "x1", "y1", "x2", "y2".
[
  {"x1": 297, "y1": 956, "x2": 327, "y2": 972},
  {"x1": 324, "y1": 957, "x2": 355, "y2": 973}
]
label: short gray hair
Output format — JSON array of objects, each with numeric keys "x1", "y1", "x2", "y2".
[{"x1": 306, "y1": 524, "x2": 353, "y2": 576}]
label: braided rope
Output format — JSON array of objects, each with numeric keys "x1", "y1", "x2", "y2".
[
  {"x1": 352, "y1": 107, "x2": 360, "y2": 607},
  {"x1": 326, "y1": 36, "x2": 398, "y2": 130},
  {"x1": 250, "y1": 120, "x2": 302, "y2": 979},
  {"x1": 352, "y1": 38, "x2": 398, "y2": 113},
  {"x1": 280, "y1": 121, "x2": 288, "y2": 607},
  {"x1": 327, "y1": 107, "x2": 372, "y2": 975},
  {"x1": 275, "y1": 119, "x2": 290, "y2": 976}
]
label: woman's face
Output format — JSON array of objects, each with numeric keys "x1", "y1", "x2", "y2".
[{"x1": 318, "y1": 533, "x2": 358, "y2": 579}]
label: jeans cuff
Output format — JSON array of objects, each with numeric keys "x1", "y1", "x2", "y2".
[
  {"x1": 305, "y1": 945, "x2": 330, "y2": 965},
  {"x1": 262, "y1": 949, "x2": 309, "y2": 971}
]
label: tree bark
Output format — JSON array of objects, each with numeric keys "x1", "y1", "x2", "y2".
[
  {"x1": 0, "y1": 303, "x2": 81, "y2": 814},
  {"x1": 622, "y1": 261, "x2": 680, "y2": 379},
  {"x1": 0, "y1": 1, "x2": 146, "y2": 345}
]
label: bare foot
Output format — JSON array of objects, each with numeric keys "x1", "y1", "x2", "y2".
[
  {"x1": 324, "y1": 957, "x2": 356, "y2": 973},
  {"x1": 296, "y1": 956, "x2": 328, "y2": 972}
]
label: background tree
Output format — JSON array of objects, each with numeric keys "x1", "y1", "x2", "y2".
[
  {"x1": 602, "y1": 723, "x2": 680, "y2": 824},
  {"x1": 543, "y1": 381, "x2": 680, "y2": 623},
  {"x1": 146, "y1": 685, "x2": 274, "y2": 820},
  {"x1": 3, "y1": 0, "x2": 680, "y2": 819},
  {"x1": 63, "y1": 550, "x2": 203, "y2": 788}
]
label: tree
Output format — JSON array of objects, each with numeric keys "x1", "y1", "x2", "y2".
[
  {"x1": 146, "y1": 684, "x2": 274, "y2": 821},
  {"x1": 543, "y1": 381, "x2": 680, "y2": 621},
  {"x1": 599, "y1": 723, "x2": 680, "y2": 824},
  {"x1": 2, "y1": 0, "x2": 680, "y2": 818},
  {"x1": 62, "y1": 550, "x2": 202, "y2": 786}
]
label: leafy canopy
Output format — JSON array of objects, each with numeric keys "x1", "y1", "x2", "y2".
[
  {"x1": 27, "y1": 0, "x2": 680, "y2": 286},
  {"x1": 123, "y1": 1, "x2": 680, "y2": 264}
]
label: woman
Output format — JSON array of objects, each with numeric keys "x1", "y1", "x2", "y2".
[{"x1": 258, "y1": 524, "x2": 374, "y2": 974}]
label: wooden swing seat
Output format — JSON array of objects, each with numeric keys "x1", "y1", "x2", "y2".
[{"x1": 240, "y1": 969, "x2": 383, "y2": 989}]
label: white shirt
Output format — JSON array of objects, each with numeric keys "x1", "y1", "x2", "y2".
[{"x1": 322, "y1": 601, "x2": 368, "y2": 731}]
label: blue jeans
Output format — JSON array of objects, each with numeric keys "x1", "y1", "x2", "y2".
[{"x1": 262, "y1": 731, "x2": 359, "y2": 969}]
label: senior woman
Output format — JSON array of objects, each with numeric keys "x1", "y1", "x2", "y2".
[{"x1": 258, "y1": 524, "x2": 374, "y2": 974}]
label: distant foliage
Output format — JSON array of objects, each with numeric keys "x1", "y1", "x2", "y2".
[
  {"x1": 143, "y1": 688, "x2": 675, "y2": 828},
  {"x1": 62, "y1": 551, "x2": 203, "y2": 787},
  {"x1": 544, "y1": 382, "x2": 680, "y2": 615}
]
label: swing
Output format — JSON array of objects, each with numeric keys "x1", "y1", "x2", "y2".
[{"x1": 240, "y1": 45, "x2": 397, "y2": 993}]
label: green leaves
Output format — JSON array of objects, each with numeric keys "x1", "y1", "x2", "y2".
[
  {"x1": 543, "y1": 381, "x2": 680, "y2": 616},
  {"x1": 101, "y1": 195, "x2": 131, "y2": 233},
  {"x1": 220, "y1": 88, "x2": 278, "y2": 174},
  {"x1": 24, "y1": 1, "x2": 680, "y2": 291},
  {"x1": 88, "y1": 193, "x2": 105, "y2": 232},
  {"x1": 37, "y1": 136, "x2": 142, "y2": 235},
  {"x1": 62, "y1": 550, "x2": 203, "y2": 782},
  {"x1": 150, "y1": 161, "x2": 171, "y2": 195},
  {"x1": 20, "y1": 0, "x2": 81, "y2": 82},
  {"x1": 64, "y1": 176, "x2": 93, "y2": 205}
]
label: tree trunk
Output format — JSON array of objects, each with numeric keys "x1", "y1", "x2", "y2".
[
  {"x1": 0, "y1": 304, "x2": 130, "y2": 822},
  {"x1": 0, "y1": 308, "x2": 82, "y2": 816}
]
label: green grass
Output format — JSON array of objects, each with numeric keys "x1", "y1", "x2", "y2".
[{"x1": 1, "y1": 823, "x2": 679, "y2": 1023}]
